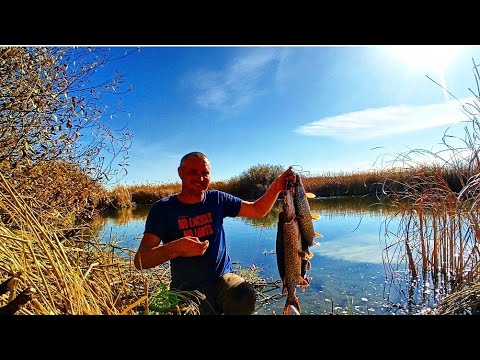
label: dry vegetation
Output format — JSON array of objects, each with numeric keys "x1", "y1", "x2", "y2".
[
  {"x1": 380, "y1": 60, "x2": 480, "y2": 314},
  {"x1": 0, "y1": 47, "x2": 201, "y2": 315},
  {"x1": 0, "y1": 170, "x2": 206, "y2": 315},
  {"x1": 2, "y1": 47, "x2": 480, "y2": 315},
  {"x1": 0, "y1": 171, "x2": 151, "y2": 314}
]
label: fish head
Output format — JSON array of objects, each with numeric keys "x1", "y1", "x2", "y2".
[
  {"x1": 283, "y1": 188, "x2": 295, "y2": 221},
  {"x1": 293, "y1": 173, "x2": 306, "y2": 199}
]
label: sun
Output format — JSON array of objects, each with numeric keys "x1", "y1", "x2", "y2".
[
  {"x1": 387, "y1": 45, "x2": 466, "y2": 101},
  {"x1": 388, "y1": 45, "x2": 465, "y2": 73}
]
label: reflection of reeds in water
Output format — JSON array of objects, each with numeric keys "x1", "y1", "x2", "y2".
[
  {"x1": 102, "y1": 194, "x2": 395, "y2": 230},
  {"x1": 239, "y1": 195, "x2": 395, "y2": 228},
  {"x1": 94, "y1": 205, "x2": 152, "y2": 228},
  {"x1": 240, "y1": 202, "x2": 282, "y2": 228},
  {"x1": 309, "y1": 196, "x2": 395, "y2": 216}
]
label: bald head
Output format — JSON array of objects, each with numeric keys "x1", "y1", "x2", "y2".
[
  {"x1": 177, "y1": 152, "x2": 211, "y2": 201},
  {"x1": 179, "y1": 152, "x2": 209, "y2": 168}
]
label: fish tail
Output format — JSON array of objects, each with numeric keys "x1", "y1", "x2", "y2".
[{"x1": 283, "y1": 296, "x2": 301, "y2": 315}]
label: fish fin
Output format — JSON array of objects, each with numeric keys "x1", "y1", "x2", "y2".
[
  {"x1": 303, "y1": 249, "x2": 314, "y2": 260},
  {"x1": 311, "y1": 213, "x2": 321, "y2": 220},
  {"x1": 306, "y1": 260, "x2": 311, "y2": 270},
  {"x1": 314, "y1": 232, "x2": 323, "y2": 238},
  {"x1": 301, "y1": 282, "x2": 309, "y2": 292},
  {"x1": 298, "y1": 276, "x2": 309, "y2": 292},
  {"x1": 298, "y1": 276, "x2": 309, "y2": 285},
  {"x1": 305, "y1": 192, "x2": 316, "y2": 199},
  {"x1": 298, "y1": 250, "x2": 314, "y2": 260}
]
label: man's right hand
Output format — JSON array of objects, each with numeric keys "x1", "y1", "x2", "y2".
[
  {"x1": 134, "y1": 233, "x2": 209, "y2": 270},
  {"x1": 175, "y1": 236, "x2": 209, "y2": 257}
]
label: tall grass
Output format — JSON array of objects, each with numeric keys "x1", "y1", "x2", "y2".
[
  {"x1": 381, "y1": 59, "x2": 480, "y2": 314},
  {"x1": 108, "y1": 185, "x2": 133, "y2": 209},
  {"x1": 0, "y1": 172, "x2": 200, "y2": 314}
]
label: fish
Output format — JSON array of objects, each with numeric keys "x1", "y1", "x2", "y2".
[
  {"x1": 292, "y1": 173, "x2": 322, "y2": 247},
  {"x1": 276, "y1": 188, "x2": 309, "y2": 315},
  {"x1": 300, "y1": 242, "x2": 314, "y2": 281},
  {"x1": 276, "y1": 190, "x2": 294, "y2": 282}
]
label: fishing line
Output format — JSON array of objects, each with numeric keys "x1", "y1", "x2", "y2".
[
  {"x1": 251, "y1": 225, "x2": 264, "y2": 266},
  {"x1": 289, "y1": 164, "x2": 311, "y2": 177},
  {"x1": 289, "y1": 164, "x2": 303, "y2": 173}
]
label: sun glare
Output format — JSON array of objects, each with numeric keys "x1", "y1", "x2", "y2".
[
  {"x1": 387, "y1": 45, "x2": 466, "y2": 101},
  {"x1": 389, "y1": 45, "x2": 465, "y2": 73}
]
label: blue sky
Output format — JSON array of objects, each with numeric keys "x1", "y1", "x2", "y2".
[{"x1": 103, "y1": 46, "x2": 480, "y2": 185}]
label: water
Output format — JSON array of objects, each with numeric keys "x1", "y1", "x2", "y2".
[{"x1": 96, "y1": 197, "x2": 410, "y2": 315}]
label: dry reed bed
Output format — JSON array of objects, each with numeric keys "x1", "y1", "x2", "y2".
[
  {"x1": 430, "y1": 280, "x2": 480, "y2": 315},
  {"x1": 0, "y1": 172, "x2": 170, "y2": 315},
  {"x1": 383, "y1": 168, "x2": 480, "y2": 314}
]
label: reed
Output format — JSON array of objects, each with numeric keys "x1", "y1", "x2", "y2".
[
  {"x1": 110, "y1": 182, "x2": 181, "y2": 206},
  {"x1": 381, "y1": 59, "x2": 480, "y2": 314},
  {"x1": 0, "y1": 172, "x2": 198, "y2": 315},
  {"x1": 108, "y1": 185, "x2": 133, "y2": 209},
  {"x1": 108, "y1": 165, "x2": 468, "y2": 208}
]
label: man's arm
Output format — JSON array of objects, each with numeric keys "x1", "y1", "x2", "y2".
[
  {"x1": 134, "y1": 233, "x2": 209, "y2": 270},
  {"x1": 237, "y1": 167, "x2": 296, "y2": 219}
]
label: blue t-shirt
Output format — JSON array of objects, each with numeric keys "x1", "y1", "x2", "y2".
[{"x1": 144, "y1": 190, "x2": 242, "y2": 291}]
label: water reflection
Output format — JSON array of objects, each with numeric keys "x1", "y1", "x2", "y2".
[
  {"x1": 96, "y1": 197, "x2": 396, "y2": 269},
  {"x1": 309, "y1": 196, "x2": 394, "y2": 215},
  {"x1": 93, "y1": 205, "x2": 153, "y2": 249},
  {"x1": 95, "y1": 197, "x2": 408, "y2": 314},
  {"x1": 101, "y1": 206, "x2": 151, "y2": 225},
  {"x1": 240, "y1": 195, "x2": 395, "y2": 228}
]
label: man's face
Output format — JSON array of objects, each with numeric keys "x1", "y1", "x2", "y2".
[{"x1": 178, "y1": 157, "x2": 211, "y2": 196}]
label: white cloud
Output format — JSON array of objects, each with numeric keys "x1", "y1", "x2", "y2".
[
  {"x1": 189, "y1": 49, "x2": 286, "y2": 112},
  {"x1": 295, "y1": 97, "x2": 476, "y2": 140}
]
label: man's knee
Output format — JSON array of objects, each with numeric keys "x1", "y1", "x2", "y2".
[
  {"x1": 218, "y1": 273, "x2": 256, "y2": 315},
  {"x1": 227, "y1": 281, "x2": 256, "y2": 315}
]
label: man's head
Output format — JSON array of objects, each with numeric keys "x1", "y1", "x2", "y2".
[{"x1": 178, "y1": 152, "x2": 211, "y2": 197}]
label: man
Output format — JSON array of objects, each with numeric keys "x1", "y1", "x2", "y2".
[{"x1": 134, "y1": 151, "x2": 296, "y2": 315}]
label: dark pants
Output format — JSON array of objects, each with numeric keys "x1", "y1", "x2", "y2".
[{"x1": 199, "y1": 273, "x2": 256, "y2": 315}]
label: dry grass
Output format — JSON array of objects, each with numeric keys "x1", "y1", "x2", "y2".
[
  {"x1": 107, "y1": 185, "x2": 133, "y2": 209},
  {"x1": 0, "y1": 171, "x2": 200, "y2": 315},
  {"x1": 380, "y1": 59, "x2": 480, "y2": 314},
  {"x1": 381, "y1": 167, "x2": 480, "y2": 314},
  {"x1": 430, "y1": 280, "x2": 480, "y2": 315},
  {"x1": 108, "y1": 179, "x2": 236, "y2": 208}
]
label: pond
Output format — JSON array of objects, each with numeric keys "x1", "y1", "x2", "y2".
[{"x1": 95, "y1": 196, "x2": 419, "y2": 315}]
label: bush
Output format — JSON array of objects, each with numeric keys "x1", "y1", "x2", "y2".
[{"x1": 229, "y1": 164, "x2": 284, "y2": 200}]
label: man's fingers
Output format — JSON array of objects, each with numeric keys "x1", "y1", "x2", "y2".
[
  {"x1": 185, "y1": 236, "x2": 201, "y2": 242},
  {"x1": 284, "y1": 167, "x2": 296, "y2": 182},
  {"x1": 198, "y1": 240, "x2": 209, "y2": 255}
]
